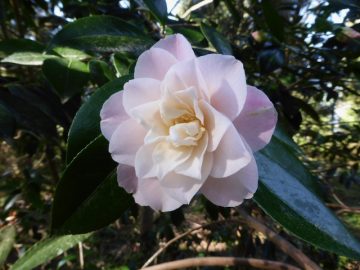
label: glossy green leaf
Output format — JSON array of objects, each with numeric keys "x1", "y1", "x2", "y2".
[
  {"x1": 261, "y1": 1, "x2": 285, "y2": 41},
  {"x1": 89, "y1": 60, "x2": 117, "y2": 86},
  {"x1": 51, "y1": 135, "x2": 117, "y2": 233},
  {"x1": 258, "y1": 48, "x2": 285, "y2": 73},
  {"x1": 49, "y1": 15, "x2": 153, "y2": 55},
  {"x1": 0, "y1": 39, "x2": 45, "y2": 58},
  {"x1": 51, "y1": 47, "x2": 91, "y2": 60},
  {"x1": 58, "y1": 171, "x2": 133, "y2": 234},
  {"x1": 169, "y1": 26, "x2": 204, "y2": 45},
  {"x1": 254, "y1": 144, "x2": 360, "y2": 259},
  {"x1": 1, "y1": 52, "x2": 58, "y2": 65},
  {"x1": 0, "y1": 225, "x2": 16, "y2": 266},
  {"x1": 143, "y1": 0, "x2": 168, "y2": 25},
  {"x1": 42, "y1": 58, "x2": 90, "y2": 102},
  {"x1": 200, "y1": 23, "x2": 233, "y2": 55},
  {"x1": 66, "y1": 77, "x2": 130, "y2": 163},
  {"x1": 10, "y1": 233, "x2": 91, "y2": 270}
]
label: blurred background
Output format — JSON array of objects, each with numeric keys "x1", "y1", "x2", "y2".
[{"x1": 0, "y1": 0, "x2": 359, "y2": 269}]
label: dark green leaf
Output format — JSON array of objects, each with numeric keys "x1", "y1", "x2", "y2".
[
  {"x1": 10, "y1": 233, "x2": 91, "y2": 270},
  {"x1": 254, "y1": 149, "x2": 360, "y2": 259},
  {"x1": 111, "y1": 53, "x2": 133, "y2": 77},
  {"x1": 66, "y1": 77, "x2": 129, "y2": 164},
  {"x1": 200, "y1": 23, "x2": 233, "y2": 55},
  {"x1": 42, "y1": 58, "x2": 90, "y2": 102},
  {"x1": 170, "y1": 26, "x2": 204, "y2": 45},
  {"x1": 258, "y1": 48, "x2": 285, "y2": 73},
  {"x1": 89, "y1": 60, "x2": 117, "y2": 86},
  {"x1": 262, "y1": 0, "x2": 285, "y2": 41},
  {"x1": 0, "y1": 225, "x2": 16, "y2": 266},
  {"x1": 1, "y1": 52, "x2": 58, "y2": 66},
  {"x1": 51, "y1": 135, "x2": 117, "y2": 233},
  {"x1": 0, "y1": 104, "x2": 16, "y2": 139},
  {"x1": 0, "y1": 39, "x2": 45, "y2": 58},
  {"x1": 143, "y1": 0, "x2": 168, "y2": 25},
  {"x1": 58, "y1": 171, "x2": 133, "y2": 234},
  {"x1": 49, "y1": 15, "x2": 153, "y2": 55}
]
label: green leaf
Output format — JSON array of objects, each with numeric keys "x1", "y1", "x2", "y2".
[
  {"x1": 58, "y1": 171, "x2": 133, "y2": 234},
  {"x1": 0, "y1": 39, "x2": 45, "y2": 58},
  {"x1": 258, "y1": 47, "x2": 285, "y2": 74},
  {"x1": 52, "y1": 136, "x2": 118, "y2": 233},
  {"x1": 51, "y1": 47, "x2": 91, "y2": 60},
  {"x1": 66, "y1": 77, "x2": 130, "y2": 164},
  {"x1": 254, "y1": 145, "x2": 360, "y2": 259},
  {"x1": 42, "y1": 58, "x2": 90, "y2": 102},
  {"x1": 10, "y1": 233, "x2": 91, "y2": 270},
  {"x1": 200, "y1": 23, "x2": 233, "y2": 55},
  {"x1": 169, "y1": 26, "x2": 204, "y2": 45},
  {"x1": 261, "y1": 0, "x2": 285, "y2": 41},
  {"x1": 89, "y1": 60, "x2": 117, "y2": 86},
  {"x1": 0, "y1": 225, "x2": 16, "y2": 266},
  {"x1": 1, "y1": 52, "x2": 58, "y2": 65},
  {"x1": 49, "y1": 15, "x2": 153, "y2": 55},
  {"x1": 143, "y1": 0, "x2": 168, "y2": 25}
]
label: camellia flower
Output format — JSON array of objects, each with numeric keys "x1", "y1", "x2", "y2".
[{"x1": 100, "y1": 34, "x2": 277, "y2": 211}]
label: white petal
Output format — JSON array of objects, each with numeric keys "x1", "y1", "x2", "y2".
[
  {"x1": 134, "y1": 142, "x2": 158, "y2": 178},
  {"x1": 134, "y1": 48, "x2": 177, "y2": 80},
  {"x1": 153, "y1": 34, "x2": 195, "y2": 61},
  {"x1": 130, "y1": 101, "x2": 160, "y2": 129},
  {"x1": 109, "y1": 118, "x2": 146, "y2": 166},
  {"x1": 100, "y1": 91, "x2": 129, "y2": 140},
  {"x1": 117, "y1": 164, "x2": 137, "y2": 193},
  {"x1": 199, "y1": 100, "x2": 231, "y2": 152},
  {"x1": 123, "y1": 78, "x2": 161, "y2": 115},
  {"x1": 197, "y1": 54, "x2": 247, "y2": 119},
  {"x1": 210, "y1": 124, "x2": 252, "y2": 178},
  {"x1": 133, "y1": 177, "x2": 183, "y2": 211},
  {"x1": 201, "y1": 155, "x2": 258, "y2": 207}
]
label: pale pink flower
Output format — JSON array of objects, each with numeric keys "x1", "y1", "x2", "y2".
[{"x1": 100, "y1": 34, "x2": 277, "y2": 211}]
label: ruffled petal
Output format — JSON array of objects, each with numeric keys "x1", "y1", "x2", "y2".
[
  {"x1": 200, "y1": 155, "x2": 258, "y2": 207},
  {"x1": 133, "y1": 177, "x2": 183, "y2": 211},
  {"x1": 153, "y1": 34, "x2": 195, "y2": 61},
  {"x1": 109, "y1": 118, "x2": 147, "y2": 166},
  {"x1": 197, "y1": 54, "x2": 247, "y2": 119},
  {"x1": 123, "y1": 78, "x2": 161, "y2": 115},
  {"x1": 199, "y1": 100, "x2": 231, "y2": 152},
  {"x1": 117, "y1": 164, "x2": 137, "y2": 193},
  {"x1": 134, "y1": 48, "x2": 177, "y2": 80},
  {"x1": 100, "y1": 91, "x2": 129, "y2": 140},
  {"x1": 210, "y1": 124, "x2": 252, "y2": 178},
  {"x1": 234, "y1": 86, "x2": 277, "y2": 152}
]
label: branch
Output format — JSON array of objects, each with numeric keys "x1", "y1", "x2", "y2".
[
  {"x1": 141, "y1": 219, "x2": 231, "y2": 268},
  {"x1": 237, "y1": 209, "x2": 321, "y2": 270},
  {"x1": 141, "y1": 257, "x2": 301, "y2": 270}
]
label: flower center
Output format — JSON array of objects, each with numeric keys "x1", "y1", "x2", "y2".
[{"x1": 169, "y1": 118, "x2": 205, "y2": 147}]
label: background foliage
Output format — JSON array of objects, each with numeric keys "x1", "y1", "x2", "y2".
[{"x1": 0, "y1": 0, "x2": 359, "y2": 269}]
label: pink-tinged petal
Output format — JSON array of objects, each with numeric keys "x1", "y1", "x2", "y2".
[
  {"x1": 130, "y1": 101, "x2": 160, "y2": 129},
  {"x1": 117, "y1": 164, "x2": 137, "y2": 193},
  {"x1": 200, "y1": 155, "x2": 258, "y2": 207},
  {"x1": 197, "y1": 54, "x2": 247, "y2": 119},
  {"x1": 133, "y1": 177, "x2": 183, "y2": 211},
  {"x1": 153, "y1": 34, "x2": 195, "y2": 61},
  {"x1": 234, "y1": 86, "x2": 277, "y2": 152},
  {"x1": 162, "y1": 58, "x2": 208, "y2": 100},
  {"x1": 134, "y1": 48, "x2": 177, "y2": 80},
  {"x1": 100, "y1": 91, "x2": 129, "y2": 140},
  {"x1": 123, "y1": 78, "x2": 161, "y2": 115},
  {"x1": 210, "y1": 124, "x2": 252, "y2": 178},
  {"x1": 161, "y1": 151, "x2": 213, "y2": 204},
  {"x1": 109, "y1": 118, "x2": 146, "y2": 166},
  {"x1": 174, "y1": 132, "x2": 208, "y2": 180},
  {"x1": 199, "y1": 100, "x2": 231, "y2": 152},
  {"x1": 134, "y1": 142, "x2": 157, "y2": 178}
]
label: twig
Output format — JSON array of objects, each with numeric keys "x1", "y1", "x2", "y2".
[
  {"x1": 327, "y1": 203, "x2": 360, "y2": 214},
  {"x1": 140, "y1": 256, "x2": 301, "y2": 270},
  {"x1": 141, "y1": 219, "x2": 230, "y2": 268},
  {"x1": 237, "y1": 209, "x2": 321, "y2": 270},
  {"x1": 78, "y1": 242, "x2": 84, "y2": 269},
  {"x1": 181, "y1": 0, "x2": 213, "y2": 18}
]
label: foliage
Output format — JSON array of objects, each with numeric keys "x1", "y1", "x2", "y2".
[{"x1": 0, "y1": 0, "x2": 359, "y2": 269}]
